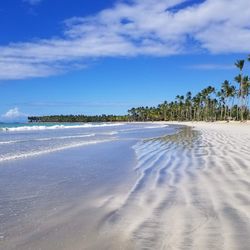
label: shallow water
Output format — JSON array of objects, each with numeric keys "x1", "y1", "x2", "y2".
[
  {"x1": 0, "y1": 123, "x2": 174, "y2": 162},
  {"x1": 0, "y1": 122, "x2": 178, "y2": 250},
  {"x1": 1, "y1": 123, "x2": 249, "y2": 250}
]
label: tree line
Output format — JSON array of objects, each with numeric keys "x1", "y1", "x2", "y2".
[
  {"x1": 28, "y1": 56, "x2": 250, "y2": 123},
  {"x1": 28, "y1": 114, "x2": 129, "y2": 123},
  {"x1": 128, "y1": 56, "x2": 250, "y2": 122}
]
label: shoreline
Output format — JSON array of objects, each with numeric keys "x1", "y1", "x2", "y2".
[{"x1": 0, "y1": 122, "x2": 249, "y2": 249}]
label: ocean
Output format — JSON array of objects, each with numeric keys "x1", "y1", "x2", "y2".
[
  {"x1": 1, "y1": 122, "x2": 249, "y2": 250},
  {"x1": 0, "y1": 122, "x2": 175, "y2": 163},
  {"x1": 0, "y1": 122, "x2": 180, "y2": 250}
]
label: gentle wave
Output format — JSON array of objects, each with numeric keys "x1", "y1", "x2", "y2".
[
  {"x1": 145, "y1": 124, "x2": 168, "y2": 129},
  {"x1": 0, "y1": 139, "x2": 113, "y2": 162},
  {"x1": 0, "y1": 133, "x2": 96, "y2": 145},
  {"x1": 0, "y1": 123, "x2": 125, "y2": 132},
  {"x1": 117, "y1": 124, "x2": 168, "y2": 133}
]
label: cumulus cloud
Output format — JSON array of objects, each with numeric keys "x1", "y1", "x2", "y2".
[
  {"x1": 1, "y1": 0, "x2": 250, "y2": 80},
  {"x1": 2, "y1": 107, "x2": 28, "y2": 121}
]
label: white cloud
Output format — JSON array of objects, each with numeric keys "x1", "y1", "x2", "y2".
[
  {"x1": 0, "y1": 61, "x2": 61, "y2": 80},
  {"x1": 1, "y1": 0, "x2": 250, "y2": 80},
  {"x1": 2, "y1": 108, "x2": 28, "y2": 120}
]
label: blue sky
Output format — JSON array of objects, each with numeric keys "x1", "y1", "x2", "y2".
[{"x1": 0, "y1": 0, "x2": 249, "y2": 121}]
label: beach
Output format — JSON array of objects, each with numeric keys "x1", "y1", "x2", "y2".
[
  {"x1": 1, "y1": 0, "x2": 249, "y2": 249},
  {"x1": 0, "y1": 122, "x2": 249, "y2": 250}
]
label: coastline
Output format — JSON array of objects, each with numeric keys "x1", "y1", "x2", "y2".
[
  {"x1": 0, "y1": 122, "x2": 249, "y2": 249},
  {"x1": 93, "y1": 121, "x2": 250, "y2": 249}
]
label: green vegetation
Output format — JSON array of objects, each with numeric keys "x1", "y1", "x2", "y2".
[
  {"x1": 28, "y1": 114, "x2": 129, "y2": 123},
  {"x1": 128, "y1": 56, "x2": 250, "y2": 122},
  {"x1": 28, "y1": 56, "x2": 250, "y2": 123}
]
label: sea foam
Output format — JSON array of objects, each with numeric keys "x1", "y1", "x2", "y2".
[
  {"x1": 0, "y1": 139, "x2": 113, "y2": 162},
  {"x1": 0, "y1": 123, "x2": 125, "y2": 132}
]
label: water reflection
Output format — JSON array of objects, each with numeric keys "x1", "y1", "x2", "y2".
[{"x1": 146, "y1": 125, "x2": 200, "y2": 149}]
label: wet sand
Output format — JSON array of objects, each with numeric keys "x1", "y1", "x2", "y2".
[
  {"x1": 0, "y1": 123, "x2": 250, "y2": 249},
  {"x1": 97, "y1": 123, "x2": 250, "y2": 250},
  {"x1": 0, "y1": 140, "x2": 138, "y2": 250}
]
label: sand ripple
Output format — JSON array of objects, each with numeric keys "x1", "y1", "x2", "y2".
[{"x1": 100, "y1": 125, "x2": 250, "y2": 250}]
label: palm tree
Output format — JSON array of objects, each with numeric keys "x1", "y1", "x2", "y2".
[
  {"x1": 221, "y1": 80, "x2": 237, "y2": 120},
  {"x1": 242, "y1": 76, "x2": 250, "y2": 119},
  {"x1": 235, "y1": 59, "x2": 245, "y2": 121},
  {"x1": 175, "y1": 95, "x2": 185, "y2": 121},
  {"x1": 201, "y1": 86, "x2": 215, "y2": 121},
  {"x1": 217, "y1": 90, "x2": 224, "y2": 120},
  {"x1": 211, "y1": 98, "x2": 218, "y2": 121},
  {"x1": 192, "y1": 93, "x2": 202, "y2": 121},
  {"x1": 128, "y1": 108, "x2": 138, "y2": 121},
  {"x1": 125, "y1": 55, "x2": 249, "y2": 122},
  {"x1": 158, "y1": 101, "x2": 168, "y2": 121},
  {"x1": 185, "y1": 91, "x2": 192, "y2": 121},
  {"x1": 228, "y1": 84, "x2": 237, "y2": 120}
]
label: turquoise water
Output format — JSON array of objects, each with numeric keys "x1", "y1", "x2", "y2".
[
  {"x1": 0, "y1": 123, "x2": 29, "y2": 128},
  {"x1": 0, "y1": 122, "x2": 175, "y2": 162},
  {"x1": 0, "y1": 122, "x2": 179, "y2": 249}
]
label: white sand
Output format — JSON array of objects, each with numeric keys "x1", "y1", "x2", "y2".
[
  {"x1": 1, "y1": 122, "x2": 249, "y2": 250},
  {"x1": 96, "y1": 122, "x2": 250, "y2": 250}
]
